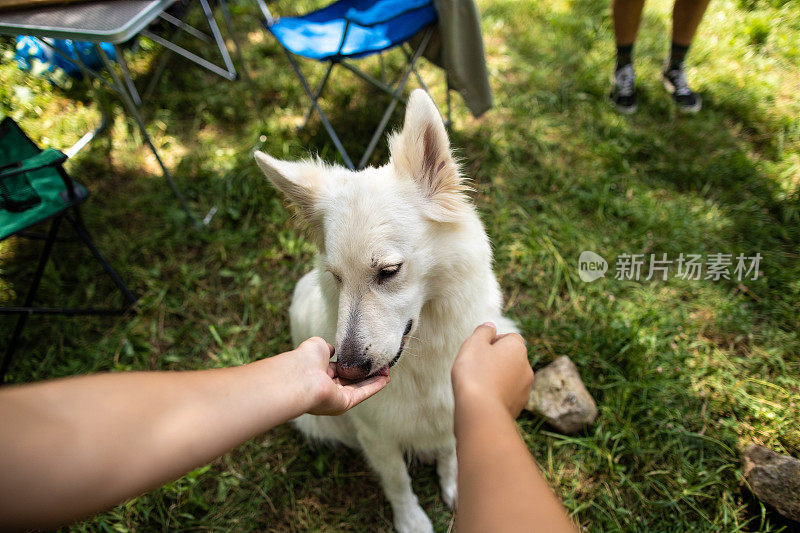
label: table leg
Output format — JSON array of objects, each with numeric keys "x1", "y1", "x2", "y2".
[
  {"x1": 101, "y1": 43, "x2": 201, "y2": 226},
  {"x1": 217, "y1": 0, "x2": 262, "y2": 113},
  {"x1": 141, "y1": 10, "x2": 190, "y2": 105},
  {"x1": 217, "y1": 0, "x2": 249, "y2": 82},
  {"x1": 199, "y1": 0, "x2": 236, "y2": 79},
  {"x1": 38, "y1": 38, "x2": 204, "y2": 224},
  {"x1": 115, "y1": 45, "x2": 143, "y2": 107},
  {"x1": 141, "y1": 0, "x2": 236, "y2": 81}
]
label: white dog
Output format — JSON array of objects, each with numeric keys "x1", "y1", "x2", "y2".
[{"x1": 255, "y1": 89, "x2": 518, "y2": 533}]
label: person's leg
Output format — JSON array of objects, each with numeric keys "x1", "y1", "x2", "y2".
[
  {"x1": 610, "y1": 0, "x2": 646, "y2": 114},
  {"x1": 663, "y1": 0, "x2": 711, "y2": 112},
  {"x1": 672, "y1": 0, "x2": 712, "y2": 47},
  {"x1": 613, "y1": 0, "x2": 646, "y2": 65}
]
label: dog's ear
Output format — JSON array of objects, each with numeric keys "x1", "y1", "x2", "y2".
[
  {"x1": 389, "y1": 89, "x2": 469, "y2": 222},
  {"x1": 254, "y1": 151, "x2": 327, "y2": 230}
]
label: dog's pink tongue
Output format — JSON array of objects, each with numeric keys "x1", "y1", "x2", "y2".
[
  {"x1": 335, "y1": 363, "x2": 390, "y2": 381},
  {"x1": 336, "y1": 363, "x2": 369, "y2": 381}
]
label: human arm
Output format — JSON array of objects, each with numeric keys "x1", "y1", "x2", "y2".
[
  {"x1": 451, "y1": 324, "x2": 576, "y2": 533},
  {"x1": 0, "y1": 337, "x2": 387, "y2": 530}
]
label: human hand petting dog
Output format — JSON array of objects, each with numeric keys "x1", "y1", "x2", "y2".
[
  {"x1": 451, "y1": 322, "x2": 533, "y2": 418},
  {"x1": 292, "y1": 336, "x2": 390, "y2": 416}
]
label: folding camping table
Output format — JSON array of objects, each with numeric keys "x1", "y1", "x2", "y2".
[{"x1": 0, "y1": 0, "x2": 247, "y2": 224}]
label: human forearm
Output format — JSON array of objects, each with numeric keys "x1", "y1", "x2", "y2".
[
  {"x1": 453, "y1": 393, "x2": 575, "y2": 533},
  {"x1": 450, "y1": 324, "x2": 575, "y2": 532},
  {"x1": 0, "y1": 353, "x2": 311, "y2": 530}
]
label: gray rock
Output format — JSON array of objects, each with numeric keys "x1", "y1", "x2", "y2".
[
  {"x1": 743, "y1": 444, "x2": 800, "y2": 523},
  {"x1": 525, "y1": 355, "x2": 598, "y2": 434}
]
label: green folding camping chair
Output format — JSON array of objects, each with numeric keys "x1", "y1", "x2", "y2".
[{"x1": 0, "y1": 117, "x2": 137, "y2": 382}]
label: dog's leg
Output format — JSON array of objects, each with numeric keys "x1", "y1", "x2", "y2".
[
  {"x1": 416, "y1": 450, "x2": 435, "y2": 465},
  {"x1": 358, "y1": 432, "x2": 433, "y2": 533},
  {"x1": 435, "y1": 443, "x2": 458, "y2": 510}
]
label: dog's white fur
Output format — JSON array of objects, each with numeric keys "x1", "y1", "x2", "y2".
[{"x1": 255, "y1": 90, "x2": 517, "y2": 532}]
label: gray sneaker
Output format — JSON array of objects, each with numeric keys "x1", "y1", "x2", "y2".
[
  {"x1": 662, "y1": 66, "x2": 702, "y2": 113},
  {"x1": 610, "y1": 63, "x2": 637, "y2": 114}
]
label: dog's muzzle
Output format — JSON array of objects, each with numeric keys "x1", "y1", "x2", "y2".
[{"x1": 335, "y1": 319, "x2": 413, "y2": 381}]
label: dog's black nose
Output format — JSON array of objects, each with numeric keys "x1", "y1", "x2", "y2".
[{"x1": 336, "y1": 336, "x2": 372, "y2": 380}]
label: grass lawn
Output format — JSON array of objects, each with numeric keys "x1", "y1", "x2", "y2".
[{"x1": 1, "y1": 0, "x2": 798, "y2": 530}]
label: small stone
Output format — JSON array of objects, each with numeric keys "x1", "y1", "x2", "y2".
[
  {"x1": 743, "y1": 444, "x2": 800, "y2": 523},
  {"x1": 525, "y1": 356, "x2": 598, "y2": 434}
]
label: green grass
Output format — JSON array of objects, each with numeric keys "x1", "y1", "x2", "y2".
[{"x1": 1, "y1": 0, "x2": 799, "y2": 530}]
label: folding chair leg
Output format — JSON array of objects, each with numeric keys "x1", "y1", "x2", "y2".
[
  {"x1": 358, "y1": 27, "x2": 433, "y2": 169},
  {"x1": 401, "y1": 45, "x2": 431, "y2": 95},
  {"x1": 299, "y1": 63, "x2": 334, "y2": 130},
  {"x1": 254, "y1": 0, "x2": 274, "y2": 25},
  {"x1": 410, "y1": 66, "x2": 430, "y2": 95},
  {"x1": 282, "y1": 49, "x2": 355, "y2": 169},
  {"x1": 1, "y1": 215, "x2": 62, "y2": 382},
  {"x1": 340, "y1": 61, "x2": 394, "y2": 95},
  {"x1": 445, "y1": 75, "x2": 452, "y2": 129},
  {"x1": 357, "y1": 89, "x2": 403, "y2": 169},
  {"x1": 65, "y1": 211, "x2": 138, "y2": 307}
]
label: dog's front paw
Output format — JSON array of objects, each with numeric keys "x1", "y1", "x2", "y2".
[
  {"x1": 394, "y1": 503, "x2": 433, "y2": 533},
  {"x1": 441, "y1": 477, "x2": 457, "y2": 510},
  {"x1": 435, "y1": 447, "x2": 458, "y2": 510}
]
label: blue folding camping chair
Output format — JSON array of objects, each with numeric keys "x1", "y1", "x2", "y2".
[{"x1": 262, "y1": 0, "x2": 447, "y2": 170}]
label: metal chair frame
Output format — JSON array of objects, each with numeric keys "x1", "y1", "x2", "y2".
[
  {"x1": 265, "y1": 5, "x2": 450, "y2": 170},
  {"x1": 0, "y1": 132, "x2": 137, "y2": 383}
]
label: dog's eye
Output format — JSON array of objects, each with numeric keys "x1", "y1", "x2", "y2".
[
  {"x1": 377, "y1": 264, "x2": 402, "y2": 284},
  {"x1": 330, "y1": 271, "x2": 342, "y2": 284}
]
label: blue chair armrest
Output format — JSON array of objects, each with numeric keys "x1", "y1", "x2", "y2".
[{"x1": 344, "y1": 0, "x2": 433, "y2": 26}]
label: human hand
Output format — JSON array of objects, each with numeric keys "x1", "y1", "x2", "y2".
[
  {"x1": 291, "y1": 337, "x2": 390, "y2": 416},
  {"x1": 451, "y1": 323, "x2": 533, "y2": 418}
]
